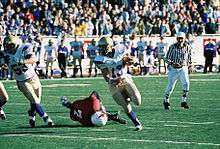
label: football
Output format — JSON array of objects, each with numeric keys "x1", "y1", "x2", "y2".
[{"x1": 91, "y1": 111, "x2": 108, "y2": 126}]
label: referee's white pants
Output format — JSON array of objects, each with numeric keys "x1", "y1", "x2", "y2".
[{"x1": 164, "y1": 66, "x2": 190, "y2": 96}]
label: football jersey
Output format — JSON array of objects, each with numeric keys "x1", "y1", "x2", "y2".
[
  {"x1": 44, "y1": 45, "x2": 56, "y2": 60},
  {"x1": 9, "y1": 44, "x2": 36, "y2": 81},
  {"x1": 87, "y1": 44, "x2": 98, "y2": 58},
  {"x1": 70, "y1": 96, "x2": 101, "y2": 126},
  {"x1": 70, "y1": 41, "x2": 83, "y2": 58},
  {"x1": 94, "y1": 48, "x2": 128, "y2": 81},
  {"x1": 137, "y1": 41, "x2": 146, "y2": 54},
  {"x1": 156, "y1": 42, "x2": 168, "y2": 56}
]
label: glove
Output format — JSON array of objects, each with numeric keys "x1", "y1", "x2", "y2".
[
  {"x1": 122, "y1": 56, "x2": 135, "y2": 66},
  {"x1": 173, "y1": 63, "x2": 183, "y2": 68},
  {"x1": 188, "y1": 65, "x2": 193, "y2": 74}
]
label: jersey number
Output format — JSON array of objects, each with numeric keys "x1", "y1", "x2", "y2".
[
  {"x1": 12, "y1": 64, "x2": 28, "y2": 75},
  {"x1": 73, "y1": 109, "x2": 82, "y2": 119}
]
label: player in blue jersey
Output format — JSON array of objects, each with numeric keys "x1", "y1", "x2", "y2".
[
  {"x1": 70, "y1": 35, "x2": 84, "y2": 77},
  {"x1": 86, "y1": 39, "x2": 98, "y2": 77}
]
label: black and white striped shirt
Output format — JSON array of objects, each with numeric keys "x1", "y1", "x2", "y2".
[{"x1": 165, "y1": 42, "x2": 192, "y2": 66}]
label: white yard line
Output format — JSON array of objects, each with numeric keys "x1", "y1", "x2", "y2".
[
  {"x1": 154, "y1": 120, "x2": 215, "y2": 125},
  {"x1": 1, "y1": 133, "x2": 220, "y2": 147},
  {"x1": 191, "y1": 79, "x2": 220, "y2": 81},
  {"x1": 164, "y1": 124, "x2": 190, "y2": 128}
]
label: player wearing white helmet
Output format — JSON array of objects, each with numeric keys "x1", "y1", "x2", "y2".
[
  {"x1": 163, "y1": 32, "x2": 193, "y2": 110},
  {"x1": 94, "y1": 36, "x2": 143, "y2": 131},
  {"x1": 5, "y1": 35, "x2": 54, "y2": 127}
]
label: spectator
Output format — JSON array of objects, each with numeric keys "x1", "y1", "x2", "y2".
[{"x1": 205, "y1": 18, "x2": 218, "y2": 34}]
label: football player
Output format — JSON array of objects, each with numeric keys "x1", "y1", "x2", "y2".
[
  {"x1": 5, "y1": 35, "x2": 54, "y2": 127},
  {"x1": 69, "y1": 35, "x2": 84, "y2": 77},
  {"x1": 60, "y1": 91, "x2": 127, "y2": 126},
  {"x1": 44, "y1": 39, "x2": 57, "y2": 79},
  {"x1": 86, "y1": 39, "x2": 98, "y2": 77},
  {"x1": 94, "y1": 37, "x2": 143, "y2": 131},
  {"x1": 0, "y1": 82, "x2": 9, "y2": 120}
]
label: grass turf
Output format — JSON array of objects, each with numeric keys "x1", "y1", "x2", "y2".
[{"x1": 0, "y1": 74, "x2": 220, "y2": 149}]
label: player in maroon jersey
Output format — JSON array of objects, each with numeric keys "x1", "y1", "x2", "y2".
[{"x1": 60, "y1": 91, "x2": 127, "y2": 126}]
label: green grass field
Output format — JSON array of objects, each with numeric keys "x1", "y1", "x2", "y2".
[{"x1": 0, "y1": 74, "x2": 220, "y2": 149}]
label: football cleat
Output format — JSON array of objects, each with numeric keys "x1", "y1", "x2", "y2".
[
  {"x1": 108, "y1": 113, "x2": 127, "y2": 124},
  {"x1": 0, "y1": 108, "x2": 6, "y2": 120},
  {"x1": 43, "y1": 116, "x2": 54, "y2": 127},
  {"x1": 181, "y1": 102, "x2": 189, "y2": 109},
  {"x1": 28, "y1": 110, "x2": 36, "y2": 127},
  {"x1": 135, "y1": 124, "x2": 143, "y2": 131},
  {"x1": 163, "y1": 101, "x2": 170, "y2": 110}
]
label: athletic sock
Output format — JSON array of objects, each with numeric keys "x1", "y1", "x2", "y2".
[
  {"x1": 35, "y1": 103, "x2": 46, "y2": 117},
  {"x1": 0, "y1": 100, "x2": 7, "y2": 108},
  {"x1": 126, "y1": 111, "x2": 141, "y2": 126},
  {"x1": 29, "y1": 103, "x2": 36, "y2": 117},
  {"x1": 182, "y1": 90, "x2": 189, "y2": 102},
  {"x1": 164, "y1": 94, "x2": 170, "y2": 103}
]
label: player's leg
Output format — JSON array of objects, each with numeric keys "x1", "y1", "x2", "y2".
[
  {"x1": 179, "y1": 67, "x2": 190, "y2": 109},
  {"x1": 162, "y1": 58, "x2": 166, "y2": 74},
  {"x1": 158, "y1": 58, "x2": 161, "y2": 74},
  {"x1": 17, "y1": 76, "x2": 54, "y2": 127},
  {"x1": 72, "y1": 58, "x2": 77, "y2": 77},
  {"x1": 109, "y1": 85, "x2": 142, "y2": 130},
  {"x1": 163, "y1": 67, "x2": 178, "y2": 110},
  {"x1": 107, "y1": 112, "x2": 127, "y2": 124},
  {"x1": 0, "y1": 82, "x2": 8, "y2": 120},
  {"x1": 124, "y1": 76, "x2": 141, "y2": 106},
  {"x1": 50, "y1": 61, "x2": 54, "y2": 79},
  {"x1": 78, "y1": 58, "x2": 83, "y2": 77},
  {"x1": 88, "y1": 59, "x2": 93, "y2": 77},
  {"x1": 45, "y1": 60, "x2": 50, "y2": 79},
  {"x1": 31, "y1": 76, "x2": 54, "y2": 126},
  {"x1": 204, "y1": 57, "x2": 208, "y2": 73}
]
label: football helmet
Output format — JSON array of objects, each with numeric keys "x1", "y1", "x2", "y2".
[
  {"x1": 4, "y1": 35, "x2": 20, "y2": 54},
  {"x1": 98, "y1": 37, "x2": 113, "y2": 55},
  {"x1": 91, "y1": 111, "x2": 108, "y2": 126}
]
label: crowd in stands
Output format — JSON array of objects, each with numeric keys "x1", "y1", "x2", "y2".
[
  {"x1": 0, "y1": 0, "x2": 219, "y2": 80},
  {"x1": 0, "y1": 0, "x2": 219, "y2": 37}
]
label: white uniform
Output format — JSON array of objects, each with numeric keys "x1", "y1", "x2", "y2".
[
  {"x1": 9, "y1": 44, "x2": 36, "y2": 81},
  {"x1": 94, "y1": 48, "x2": 141, "y2": 113}
]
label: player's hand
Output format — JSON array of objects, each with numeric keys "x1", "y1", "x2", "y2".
[
  {"x1": 173, "y1": 63, "x2": 182, "y2": 68},
  {"x1": 122, "y1": 56, "x2": 135, "y2": 66},
  {"x1": 188, "y1": 65, "x2": 193, "y2": 74}
]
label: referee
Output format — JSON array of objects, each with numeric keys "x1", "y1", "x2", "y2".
[{"x1": 163, "y1": 32, "x2": 193, "y2": 110}]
